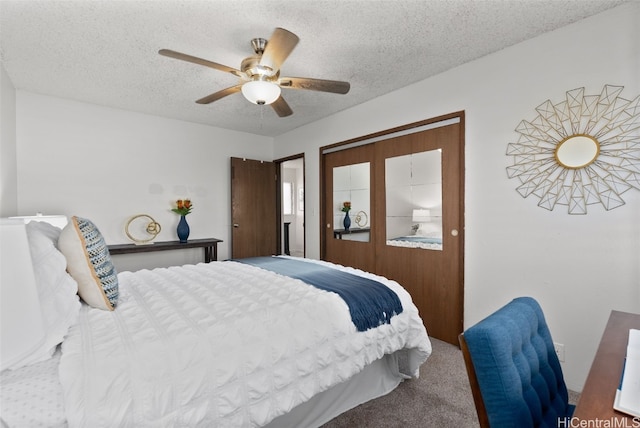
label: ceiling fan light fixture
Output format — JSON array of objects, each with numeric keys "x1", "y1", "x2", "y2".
[
  {"x1": 160, "y1": 28, "x2": 349, "y2": 117},
  {"x1": 241, "y1": 80, "x2": 281, "y2": 105}
]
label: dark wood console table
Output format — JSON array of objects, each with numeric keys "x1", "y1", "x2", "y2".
[
  {"x1": 333, "y1": 228, "x2": 370, "y2": 239},
  {"x1": 108, "y1": 238, "x2": 223, "y2": 263}
]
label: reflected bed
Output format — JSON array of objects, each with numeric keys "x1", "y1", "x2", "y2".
[{"x1": 387, "y1": 235, "x2": 443, "y2": 250}]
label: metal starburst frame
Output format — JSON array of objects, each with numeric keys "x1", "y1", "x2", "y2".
[{"x1": 506, "y1": 84, "x2": 640, "y2": 214}]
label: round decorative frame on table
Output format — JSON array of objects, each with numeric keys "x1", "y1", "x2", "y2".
[
  {"x1": 125, "y1": 214, "x2": 161, "y2": 245},
  {"x1": 354, "y1": 210, "x2": 368, "y2": 228},
  {"x1": 506, "y1": 84, "x2": 640, "y2": 214}
]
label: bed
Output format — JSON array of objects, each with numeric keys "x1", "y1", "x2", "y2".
[
  {"x1": 0, "y1": 217, "x2": 431, "y2": 428},
  {"x1": 387, "y1": 222, "x2": 443, "y2": 250}
]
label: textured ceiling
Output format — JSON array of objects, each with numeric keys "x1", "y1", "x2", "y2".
[{"x1": 0, "y1": 0, "x2": 628, "y2": 137}]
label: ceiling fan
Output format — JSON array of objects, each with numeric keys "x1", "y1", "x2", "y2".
[{"x1": 159, "y1": 28, "x2": 350, "y2": 117}]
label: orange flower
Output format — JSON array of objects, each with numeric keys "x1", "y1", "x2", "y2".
[
  {"x1": 341, "y1": 201, "x2": 351, "y2": 212},
  {"x1": 172, "y1": 199, "x2": 193, "y2": 216}
]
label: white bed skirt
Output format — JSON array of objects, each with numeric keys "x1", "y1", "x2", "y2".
[{"x1": 266, "y1": 351, "x2": 405, "y2": 428}]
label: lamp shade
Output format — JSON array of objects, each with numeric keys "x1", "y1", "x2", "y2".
[
  {"x1": 241, "y1": 80, "x2": 281, "y2": 105},
  {"x1": 412, "y1": 209, "x2": 431, "y2": 223},
  {"x1": 0, "y1": 219, "x2": 46, "y2": 371}
]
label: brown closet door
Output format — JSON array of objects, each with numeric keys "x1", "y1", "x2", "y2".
[
  {"x1": 323, "y1": 144, "x2": 376, "y2": 273},
  {"x1": 374, "y1": 121, "x2": 464, "y2": 345},
  {"x1": 231, "y1": 157, "x2": 277, "y2": 258},
  {"x1": 321, "y1": 114, "x2": 464, "y2": 346}
]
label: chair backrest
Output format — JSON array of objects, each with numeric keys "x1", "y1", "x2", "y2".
[{"x1": 458, "y1": 297, "x2": 574, "y2": 428}]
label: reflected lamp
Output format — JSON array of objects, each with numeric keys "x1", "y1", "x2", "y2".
[{"x1": 412, "y1": 209, "x2": 431, "y2": 223}]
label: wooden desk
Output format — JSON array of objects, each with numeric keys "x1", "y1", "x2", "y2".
[
  {"x1": 108, "y1": 238, "x2": 223, "y2": 263},
  {"x1": 573, "y1": 310, "x2": 640, "y2": 422}
]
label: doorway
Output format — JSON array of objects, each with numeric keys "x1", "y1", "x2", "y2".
[
  {"x1": 231, "y1": 155, "x2": 305, "y2": 259},
  {"x1": 279, "y1": 156, "x2": 305, "y2": 257}
]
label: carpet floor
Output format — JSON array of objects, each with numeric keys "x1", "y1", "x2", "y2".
[{"x1": 321, "y1": 337, "x2": 580, "y2": 428}]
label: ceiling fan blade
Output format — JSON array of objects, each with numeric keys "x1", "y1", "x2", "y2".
[
  {"x1": 159, "y1": 49, "x2": 243, "y2": 78},
  {"x1": 279, "y1": 77, "x2": 350, "y2": 94},
  {"x1": 196, "y1": 84, "x2": 243, "y2": 104},
  {"x1": 260, "y1": 28, "x2": 300, "y2": 72},
  {"x1": 271, "y1": 96, "x2": 293, "y2": 117}
]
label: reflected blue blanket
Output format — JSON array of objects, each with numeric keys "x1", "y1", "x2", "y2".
[{"x1": 233, "y1": 257, "x2": 403, "y2": 332}]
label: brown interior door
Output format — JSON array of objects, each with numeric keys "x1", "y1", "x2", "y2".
[
  {"x1": 231, "y1": 157, "x2": 277, "y2": 258},
  {"x1": 374, "y1": 121, "x2": 464, "y2": 346},
  {"x1": 323, "y1": 144, "x2": 376, "y2": 273}
]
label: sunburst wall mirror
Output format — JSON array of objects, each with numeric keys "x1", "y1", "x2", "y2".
[{"x1": 506, "y1": 84, "x2": 640, "y2": 214}]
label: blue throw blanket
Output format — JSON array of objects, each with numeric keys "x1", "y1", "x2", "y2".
[{"x1": 233, "y1": 257, "x2": 403, "y2": 332}]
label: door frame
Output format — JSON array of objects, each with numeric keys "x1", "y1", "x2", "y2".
[{"x1": 275, "y1": 153, "x2": 305, "y2": 257}]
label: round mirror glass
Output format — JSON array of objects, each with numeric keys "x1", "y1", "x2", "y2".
[{"x1": 555, "y1": 135, "x2": 600, "y2": 169}]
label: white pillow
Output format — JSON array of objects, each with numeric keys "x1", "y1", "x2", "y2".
[
  {"x1": 58, "y1": 217, "x2": 118, "y2": 311},
  {"x1": 25, "y1": 221, "x2": 81, "y2": 361},
  {"x1": 415, "y1": 222, "x2": 442, "y2": 239}
]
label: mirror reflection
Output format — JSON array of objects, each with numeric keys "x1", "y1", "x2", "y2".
[
  {"x1": 555, "y1": 135, "x2": 600, "y2": 169},
  {"x1": 386, "y1": 150, "x2": 443, "y2": 251},
  {"x1": 333, "y1": 162, "x2": 371, "y2": 241}
]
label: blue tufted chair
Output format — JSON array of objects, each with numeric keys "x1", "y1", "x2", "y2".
[{"x1": 458, "y1": 297, "x2": 574, "y2": 428}]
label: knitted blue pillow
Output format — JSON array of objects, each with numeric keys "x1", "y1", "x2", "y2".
[{"x1": 59, "y1": 216, "x2": 118, "y2": 310}]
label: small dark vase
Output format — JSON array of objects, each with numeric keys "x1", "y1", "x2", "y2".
[
  {"x1": 343, "y1": 211, "x2": 351, "y2": 231},
  {"x1": 177, "y1": 215, "x2": 190, "y2": 243}
]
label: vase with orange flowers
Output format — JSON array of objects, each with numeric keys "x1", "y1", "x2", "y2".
[
  {"x1": 172, "y1": 199, "x2": 193, "y2": 243},
  {"x1": 341, "y1": 201, "x2": 351, "y2": 231}
]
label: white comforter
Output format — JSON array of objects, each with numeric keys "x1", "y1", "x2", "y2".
[{"x1": 59, "y1": 257, "x2": 431, "y2": 427}]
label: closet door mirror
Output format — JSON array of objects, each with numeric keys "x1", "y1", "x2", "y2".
[
  {"x1": 333, "y1": 162, "x2": 371, "y2": 242},
  {"x1": 385, "y1": 149, "x2": 443, "y2": 250}
]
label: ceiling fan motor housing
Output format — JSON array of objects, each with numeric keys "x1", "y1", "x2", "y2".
[
  {"x1": 241, "y1": 55, "x2": 279, "y2": 81},
  {"x1": 251, "y1": 38, "x2": 267, "y2": 55}
]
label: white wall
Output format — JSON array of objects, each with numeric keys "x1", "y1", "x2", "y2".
[
  {"x1": 273, "y1": 2, "x2": 640, "y2": 391},
  {"x1": 0, "y1": 64, "x2": 18, "y2": 217},
  {"x1": 15, "y1": 92, "x2": 273, "y2": 269}
]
